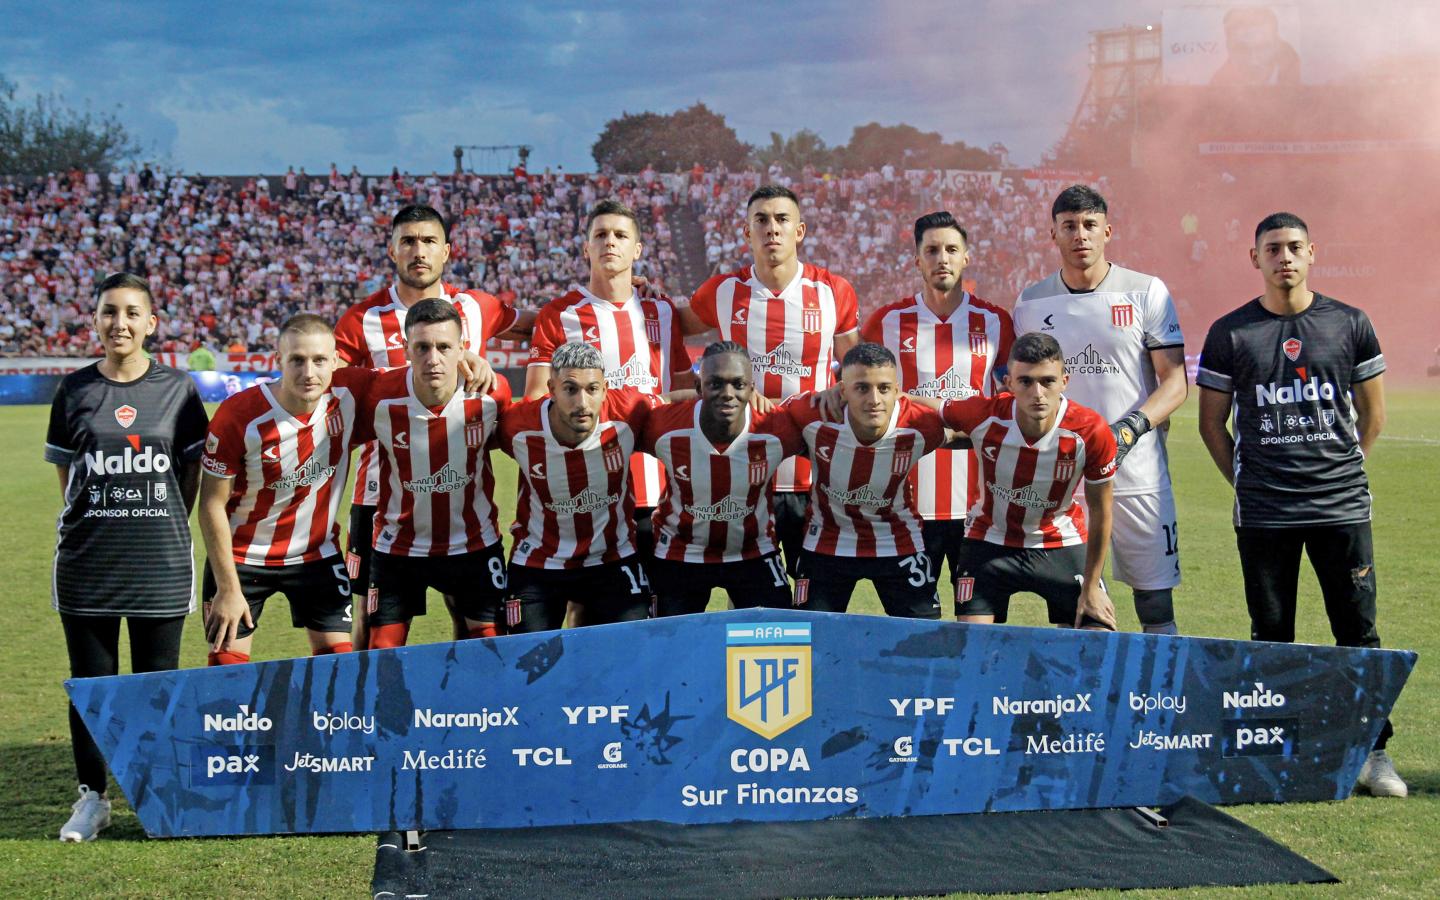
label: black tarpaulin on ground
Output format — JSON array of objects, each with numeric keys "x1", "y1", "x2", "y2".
[{"x1": 372, "y1": 797, "x2": 1336, "y2": 899}]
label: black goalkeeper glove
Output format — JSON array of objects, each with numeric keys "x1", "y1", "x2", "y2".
[{"x1": 1110, "y1": 410, "x2": 1152, "y2": 469}]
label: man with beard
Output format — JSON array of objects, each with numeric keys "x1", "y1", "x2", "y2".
[
  {"x1": 861, "y1": 211, "x2": 1013, "y2": 602},
  {"x1": 334, "y1": 204, "x2": 527, "y2": 645}
]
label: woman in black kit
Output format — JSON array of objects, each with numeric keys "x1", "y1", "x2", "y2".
[{"x1": 44, "y1": 273, "x2": 209, "y2": 842}]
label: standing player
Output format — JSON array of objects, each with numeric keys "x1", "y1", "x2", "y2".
[
  {"x1": 929, "y1": 333, "x2": 1119, "y2": 630},
  {"x1": 1197, "y1": 212, "x2": 1404, "y2": 797},
  {"x1": 335, "y1": 204, "x2": 522, "y2": 646},
  {"x1": 861, "y1": 211, "x2": 1014, "y2": 598},
  {"x1": 1013, "y1": 185, "x2": 1188, "y2": 635},
  {"x1": 499, "y1": 342, "x2": 663, "y2": 632},
  {"x1": 46, "y1": 273, "x2": 208, "y2": 842},
  {"x1": 781, "y1": 343, "x2": 949, "y2": 617},
  {"x1": 642, "y1": 342, "x2": 806, "y2": 615},
  {"x1": 677, "y1": 184, "x2": 861, "y2": 573},
  {"x1": 359, "y1": 299, "x2": 512, "y2": 649},
  {"x1": 525, "y1": 199, "x2": 693, "y2": 557},
  {"x1": 198, "y1": 314, "x2": 371, "y2": 664}
]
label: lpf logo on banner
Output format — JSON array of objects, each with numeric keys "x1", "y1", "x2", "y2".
[{"x1": 726, "y1": 622, "x2": 812, "y2": 739}]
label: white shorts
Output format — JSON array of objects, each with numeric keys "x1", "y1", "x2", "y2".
[{"x1": 1077, "y1": 487, "x2": 1181, "y2": 590}]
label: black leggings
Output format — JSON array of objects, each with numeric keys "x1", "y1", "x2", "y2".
[{"x1": 61, "y1": 614, "x2": 186, "y2": 792}]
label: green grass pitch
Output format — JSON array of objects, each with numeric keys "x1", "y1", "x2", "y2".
[{"x1": 0, "y1": 390, "x2": 1435, "y2": 898}]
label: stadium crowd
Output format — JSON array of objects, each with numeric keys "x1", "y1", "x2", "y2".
[
  {"x1": 0, "y1": 165, "x2": 682, "y2": 357},
  {"x1": 2, "y1": 162, "x2": 1174, "y2": 358},
  {"x1": 694, "y1": 165, "x2": 1165, "y2": 310}
]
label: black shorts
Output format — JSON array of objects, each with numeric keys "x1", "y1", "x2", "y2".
[
  {"x1": 202, "y1": 555, "x2": 353, "y2": 637},
  {"x1": 953, "y1": 539, "x2": 1104, "y2": 626},
  {"x1": 633, "y1": 506, "x2": 655, "y2": 562},
  {"x1": 368, "y1": 542, "x2": 508, "y2": 627},
  {"x1": 793, "y1": 548, "x2": 941, "y2": 619},
  {"x1": 773, "y1": 491, "x2": 809, "y2": 577},
  {"x1": 506, "y1": 556, "x2": 652, "y2": 633},
  {"x1": 922, "y1": 519, "x2": 968, "y2": 582},
  {"x1": 346, "y1": 504, "x2": 376, "y2": 597},
  {"x1": 648, "y1": 551, "x2": 792, "y2": 616}
]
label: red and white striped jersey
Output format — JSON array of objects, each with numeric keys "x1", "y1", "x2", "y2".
[
  {"x1": 526, "y1": 288, "x2": 689, "y2": 508},
  {"x1": 201, "y1": 368, "x2": 374, "y2": 566},
  {"x1": 640, "y1": 400, "x2": 806, "y2": 564},
  {"x1": 782, "y1": 395, "x2": 945, "y2": 558},
  {"x1": 335, "y1": 281, "x2": 517, "y2": 506},
  {"x1": 690, "y1": 263, "x2": 860, "y2": 492},
  {"x1": 861, "y1": 292, "x2": 1014, "y2": 521},
  {"x1": 499, "y1": 388, "x2": 661, "y2": 570},
  {"x1": 941, "y1": 395, "x2": 1117, "y2": 550},
  {"x1": 362, "y1": 367, "x2": 511, "y2": 558}
]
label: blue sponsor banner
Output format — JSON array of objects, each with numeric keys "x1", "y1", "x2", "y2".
[
  {"x1": 0, "y1": 371, "x2": 276, "y2": 405},
  {"x1": 66, "y1": 609, "x2": 1414, "y2": 837}
]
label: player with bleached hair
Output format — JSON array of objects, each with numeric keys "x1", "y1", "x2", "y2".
[{"x1": 498, "y1": 341, "x2": 667, "y2": 631}]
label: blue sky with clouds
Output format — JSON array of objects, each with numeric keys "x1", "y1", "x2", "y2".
[{"x1": 1, "y1": 0, "x2": 1422, "y2": 174}]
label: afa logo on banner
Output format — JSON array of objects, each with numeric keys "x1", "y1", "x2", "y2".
[{"x1": 726, "y1": 623, "x2": 812, "y2": 739}]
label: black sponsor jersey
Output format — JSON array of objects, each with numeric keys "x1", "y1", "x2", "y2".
[
  {"x1": 1196, "y1": 294, "x2": 1384, "y2": 526},
  {"x1": 45, "y1": 362, "x2": 209, "y2": 616}
]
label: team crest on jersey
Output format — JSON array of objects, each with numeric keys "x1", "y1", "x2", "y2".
[
  {"x1": 326, "y1": 411, "x2": 344, "y2": 438},
  {"x1": 1055, "y1": 454, "x2": 1076, "y2": 481},
  {"x1": 749, "y1": 458, "x2": 769, "y2": 485},
  {"x1": 891, "y1": 450, "x2": 913, "y2": 476},
  {"x1": 114, "y1": 405, "x2": 137, "y2": 428},
  {"x1": 801, "y1": 308, "x2": 822, "y2": 335},
  {"x1": 205, "y1": 432, "x2": 220, "y2": 455},
  {"x1": 1111, "y1": 304, "x2": 1134, "y2": 328},
  {"x1": 1283, "y1": 338, "x2": 1302, "y2": 361},
  {"x1": 955, "y1": 577, "x2": 975, "y2": 605},
  {"x1": 969, "y1": 332, "x2": 989, "y2": 355},
  {"x1": 726, "y1": 622, "x2": 812, "y2": 739},
  {"x1": 603, "y1": 441, "x2": 625, "y2": 474},
  {"x1": 464, "y1": 420, "x2": 484, "y2": 449},
  {"x1": 644, "y1": 316, "x2": 662, "y2": 345}
]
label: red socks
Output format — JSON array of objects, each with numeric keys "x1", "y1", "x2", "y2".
[
  {"x1": 368, "y1": 623, "x2": 410, "y2": 650},
  {"x1": 313, "y1": 642, "x2": 354, "y2": 656},
  {"x1": 467, "y1": 623, "x2": 499, "y2": 639},
  {"x1": 208, "y1": 650, "x2": 251, "y2": 667}
]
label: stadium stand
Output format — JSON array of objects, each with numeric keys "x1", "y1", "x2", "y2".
[{"x1": 1, "y1": 163, "x2": 1162, "y2": 358}]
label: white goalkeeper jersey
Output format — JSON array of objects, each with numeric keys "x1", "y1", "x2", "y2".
[{"x1": 1013, "y1": 264, "x2": 1184, "y2": 496}]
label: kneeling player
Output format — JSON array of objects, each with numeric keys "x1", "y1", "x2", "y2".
[
  {"x1": 936, "y1": 332, "x2": 1118, "y2": 629},
  {"x1": 360, "y1": 299, "x2": 512, "y2": 649},
  {"x1": 642, "y1": 342, "x2": 805, "y2": 615},
  {"x1": 782, "y1": 343, "x2": 950, "y2": 618},
  {"x1": 199, "y1": 314, "x2": 372, "y2": 663},
  {"x1": 498, "y1": 342, "x2": 662, "y2": 631}
]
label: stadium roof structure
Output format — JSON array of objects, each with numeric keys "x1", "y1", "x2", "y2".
[{"x1": 1051, "y1": 24, "x2": 1162, "y2": 171}]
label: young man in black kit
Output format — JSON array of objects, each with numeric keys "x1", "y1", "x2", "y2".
[{"x1": 1197, "y1": 211, "x2": 1404, "y2": 797}]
